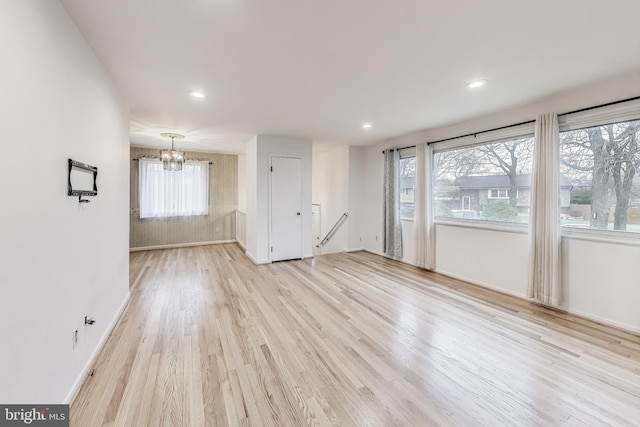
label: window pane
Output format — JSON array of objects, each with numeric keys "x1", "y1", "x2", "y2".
[
  {"x1": 560, "y1": 119, "x2": 640, "y2": 233},
  {"x1": 399, "y1": 156, "x2": 415, "y2": 219},
  {"x1": 433, "y1": 137, "x2": 534, "y2": 223}
]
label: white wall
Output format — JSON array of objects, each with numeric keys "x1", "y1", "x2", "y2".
[
  {"x1": 237, "y1": 153, "x2": 246, "y2": 212},
  {"x1": 435, "y1": 225, "x2": 529, "y2": 297},
  {"x1": 245, "y1": 135, "x2": 312, "y2": 263},
  {"x1": 352, "y1": 71, "x2": 640, "y2": 332},
  {"x1": 348, "y1": 145, "x2": 384, "y2": 253},
  {"x1": 246, "y1": 137, "x2": 258, "y2": 261},
  {"x1": 562, "y1": 238, "x2": 640, "y2": 331},
  {"x1": 0, "y1": 0, "x2": 130, "y2": 403},
  {"x1": 346, "y1": 146, "x2": 365, "y2": 251},
  {"x1": 312, "y1": 144, "x2": 391, "y2": 255},
  {"x1": 312, "y1": 145, "x2": 349, "y2": 254}
]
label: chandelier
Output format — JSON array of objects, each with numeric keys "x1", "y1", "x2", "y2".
[{"x1": 160, "y1": 133, "x2": 185, "y2": 171}]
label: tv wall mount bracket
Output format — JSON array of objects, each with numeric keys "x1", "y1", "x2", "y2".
[{"x1": 68, "y1": 159, "x2": 98, "y2": 203}]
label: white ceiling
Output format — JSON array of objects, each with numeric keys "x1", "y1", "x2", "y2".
[{"x1": 61, "y1": 0, "x2": 640, "y2": 154}]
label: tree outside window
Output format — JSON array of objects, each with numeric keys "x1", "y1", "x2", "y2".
[{"x1": 560, "y1": 119, "x2": 640, "y2": 232}]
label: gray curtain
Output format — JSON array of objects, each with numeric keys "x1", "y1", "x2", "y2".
[{"x1": 383, "y1": 149, "x2": 403, "y2": 259}]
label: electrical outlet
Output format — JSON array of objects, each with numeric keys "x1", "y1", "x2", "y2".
[{"x1": 72, "y1": 330, "x2": 78, "y2": 349}]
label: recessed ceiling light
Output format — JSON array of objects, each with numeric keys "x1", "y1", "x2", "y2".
[
  {"x1": 362, "y1": 123, "x2": 373, "y2": 129},
  {"x1": 465, "y1": 79, "x2": 487, "y2": 89},
  {"x1": 190, "y1": 91, "x2": 205, "y2": 98}
]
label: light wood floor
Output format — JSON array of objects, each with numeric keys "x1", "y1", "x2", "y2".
[{"x1": 71, "y1": 244, "x2": 640, "y2": 426}]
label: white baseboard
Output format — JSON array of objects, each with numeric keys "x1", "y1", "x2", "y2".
[
  {"x1": 130, "y1": 240, "x2": 236, "y2": 252},
  {"x1": 245, "y1": 251, "x2": 258, "y2": 264},
  {"x1": 561, "y1": 307, "x2": 640, "y2": 334},
  {"x1": 65, "y1": 292, "x2": 131, "y2": 404},
  {"x1": 362, "y1": 248, "x2": 386, "y2": 258},
  {"x1": 236, "y1": 239, "x2": 246, "y2": 251},
  {"x1": 347, "y1": 247, "x2": 364, "y2": 253},
  {"x1": 433, "y1": 268, "x2": 527, "y2": 300},
  {"x1": 245, "y1": 251, "x2": 270, "y2": 265},
  {"x1": 431, "y1": 268, "x2": 640, "y2": 333}
]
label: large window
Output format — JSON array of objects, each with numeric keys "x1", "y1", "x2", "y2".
[
  {"x1": 399, "y1": 151, "x2": 416, "y2": 219},
  {"x1": 560, "y1": 119, "x2": 640, "y2": 233},
  {"x1": 139, "y1": 158, "x2": 209, "y2": 219},
  {"x1": 433, "y1": 136, "x2": 534, "y2": 223}
]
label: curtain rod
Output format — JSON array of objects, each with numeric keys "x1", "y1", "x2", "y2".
[
  {"x1": 380, "y1": 96, "x2": 640, "y2": 152},
  {"x1": 382, "y1": 145, "x2": 416, "y2": 154},
  {"x1": 426, "y1": 119, "x2": 535, "y2": 146},
  {"x1": 132, "y1": 157, "x2": 213, "y2": 165},
  {"x1": 426, "y1": 96, "x2": 639, "y2": 146},
  {"x1": 382, "y1": 118, "x2": 534, "y2": 152},
  {"x1": 557, "y1": 95, "x2": 639, "y2": 117}
]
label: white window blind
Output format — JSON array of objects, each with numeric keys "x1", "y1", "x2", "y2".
[{"x1": 139, "y1": 158, "x2": 209, "y2": 218}]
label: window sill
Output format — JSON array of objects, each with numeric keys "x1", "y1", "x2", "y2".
[
  {"x1": 561, "y1": 227, "x2": 640, "y2": 247},
  {"x1": 434, "y1": 218, "x2": 528, "y2": 234},
  {"x1": 432, "y1": 219, "x2": 640, "y2": 245}
]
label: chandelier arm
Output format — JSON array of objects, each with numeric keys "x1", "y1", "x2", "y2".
[{"x1": 160, "y1": 132, "x2": 185, "y2": 171}]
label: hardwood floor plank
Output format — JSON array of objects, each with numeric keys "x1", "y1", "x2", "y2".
[{"x1": 70, "y1": 244, "x2": 640, "y2": 426}]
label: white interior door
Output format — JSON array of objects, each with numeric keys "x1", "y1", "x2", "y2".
[{"x1": 270, "y1": 156, "x2": 302, "y2": 261}]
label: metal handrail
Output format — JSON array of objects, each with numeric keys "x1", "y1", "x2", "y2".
[{"x1": 319, "y1": 212, "x2": 348, "y2": 247}]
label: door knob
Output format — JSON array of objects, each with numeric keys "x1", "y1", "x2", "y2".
[{"x1": 296, "y1": 212, "x2": 301, "y2": 216}]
